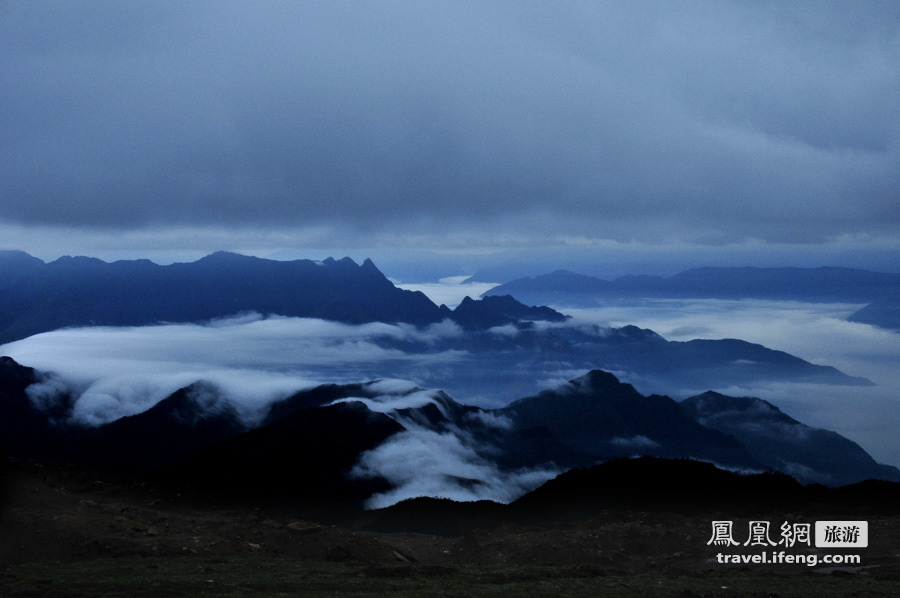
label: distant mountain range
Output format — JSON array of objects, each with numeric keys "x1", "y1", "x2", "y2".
[
  {"x1": 0, "y1": 250, "x2": 440, "y2": 343},
  {"x1": 0, "y1": 250, "x2": 872, "y2": 395},
  {"x1": 2, "y1": 356, "x2": 896, "y2": 513},
  {"x1": 4, "y1": 252, "x2": 897, "y2": 338},
  {"x1": 0, "y1": 250, "x2": 579, "y2": 344},
  {"x1": 481, "y1": 266, "x2": 900, "y2": 310},
  {"x1": 386, "y1": 321, "x2": 872, "y2": 401}
]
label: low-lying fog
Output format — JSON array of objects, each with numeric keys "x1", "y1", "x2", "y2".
[
  {"x1": 2, "y1": 295, "x2": 897, "y2": 469},
  {"x1": 561, "y1": 299, "x2": 900, "y2": 468}
]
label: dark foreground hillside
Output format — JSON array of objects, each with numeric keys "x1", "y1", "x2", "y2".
[{"x1": 2, "y1": 457, "x2": 899, "y2": 597}]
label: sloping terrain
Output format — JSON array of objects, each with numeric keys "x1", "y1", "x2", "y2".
[
  {"x1": 1, "y1": 356, "x2": 895, "y2": 506},
  {"x1": 681, "y1": 391, "x2": 900, "y2": 486},
  {"x1": 0, "y1": 251, "x2": 577, "y2": 344},
  {"x1": 2, "y1": 457, "x2": 900, "y2": 597},
  {"x1": 501, "y1": 371, "x2": 758, "y2": 469}
]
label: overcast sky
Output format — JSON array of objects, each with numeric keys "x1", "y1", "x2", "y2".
[{"x1": 2, "y1": 1, "x2": 899, "y2": 272}]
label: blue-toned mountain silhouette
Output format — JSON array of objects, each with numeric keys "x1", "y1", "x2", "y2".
[
  {"x1": 0, "y1": 251, "x2": 442, "y2": 343},
  {"x1": 0, "y1": 250, "x2": 871, "y2": 394}
]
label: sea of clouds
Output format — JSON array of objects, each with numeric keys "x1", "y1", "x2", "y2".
[{"x1": 2, "y1": 297, "x2": 897, "y2": 493}]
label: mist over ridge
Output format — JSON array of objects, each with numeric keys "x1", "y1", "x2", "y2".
[
  {"x1": 4, "y1": 354, "x2": 898, "y2": 511},
  {"x1": 1, "y1": 249, "x2": 898, "y2": 498},
  {"x1": 0, "y1": 248, "x2": 888, "y2": 421}
]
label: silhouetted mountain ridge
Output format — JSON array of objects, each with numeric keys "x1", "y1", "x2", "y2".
[
  {"x1": 449, "y1": 295, "x2": 569, "y2": 330},
  {"x1": 0, "y1": 356, "x2": 71, "y2": 461},
  {"x1": 502, "y1": 370, "x2": 760, "y2": 469},
  {"x1": 71, "y1": 382, "x2": 249, "y2": 475},
  {"x1": 0, "y1": 251, "x2": 442, "y2": 343},
  {"x1": 0, "y1": 251, "x2": 572, "y2": 343},
  {"x1": 1, "y1": 356, "x2": 897, "y2": 511},
  {"x1": 168, "y1": 400, "x2": 405, "y2": 511},
  {"x1": 0, "y1": 251, "x2": 874, "y2": 393},
  {"x1": 680, "y1": 391, "x2": 900, "y2": 486}
]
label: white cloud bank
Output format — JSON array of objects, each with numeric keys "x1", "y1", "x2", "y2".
[
  {"x1": 1, "y1": 299, "x2": 897, "y2": 474},
  {"x1": 327, "y1": 387, "x2": 556, "y2": 508},
  {"x1": 0, "y1": 314, "x2": 466, "y2": 426},
  {"x1": 350, "y1": 427, "x2": 559, "y2": 509}
]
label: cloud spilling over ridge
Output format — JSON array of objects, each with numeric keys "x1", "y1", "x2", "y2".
[
  {"x1": 1, "y1": 313, "x2": 560, "y2": 506},
  {"x1": 3, "y1": 316, "x2": 560, "y2": 506},
  {"x1": 327, "y1": 388, "x2": 558, "y2": 509},
  {"x1": 2, "y1": 299, "x2": 897, "y2": 473},
  {"x1": 350, "y1": 428, "x2": 559, "y2": 509},
  {"x1": 331, "y1": 389, "x2": 448, "y2": 416},
  {"x1": 0, "y1": 314, "x2": 467, "y2": 426}
]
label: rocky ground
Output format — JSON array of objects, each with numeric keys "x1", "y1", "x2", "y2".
[{"x1": 2, "y1": 459, "x2": 899, "y2": 596}]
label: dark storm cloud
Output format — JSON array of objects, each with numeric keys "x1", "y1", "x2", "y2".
[{"x1": 1, "y1": 1, "x2": 898, "y2": 245}]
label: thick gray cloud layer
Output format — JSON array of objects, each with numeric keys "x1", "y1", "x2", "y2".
[{"x1": 2, "y1": 1, "x2": 899, "y2": 250}]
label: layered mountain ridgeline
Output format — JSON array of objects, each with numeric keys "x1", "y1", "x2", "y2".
[
  {"x1": 448, "y1": 294, "x2": 569, "y2": 330},
  {"x1": 381, "y1": 322, "x2": 871, "y2": 403},
  {"x1": 3, "y1": 357, "x2": 896, "y2": 518},
  {"x1": 481, "y1": 266, "x2": 900, "y2": 307},
  {"x1": 0, "y1": 250, "x2": 871, "y2": 394}
]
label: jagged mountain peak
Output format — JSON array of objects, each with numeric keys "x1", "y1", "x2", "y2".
[
  {"x1": 0, "y1": 250, "x2": 448, "y2": 343},
  {"x1": 335, "y1": 256, "x2": 360, "y2": 267},
  {"x1": 450, "y1": 294, "x2": 569, "y2": 330}
]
